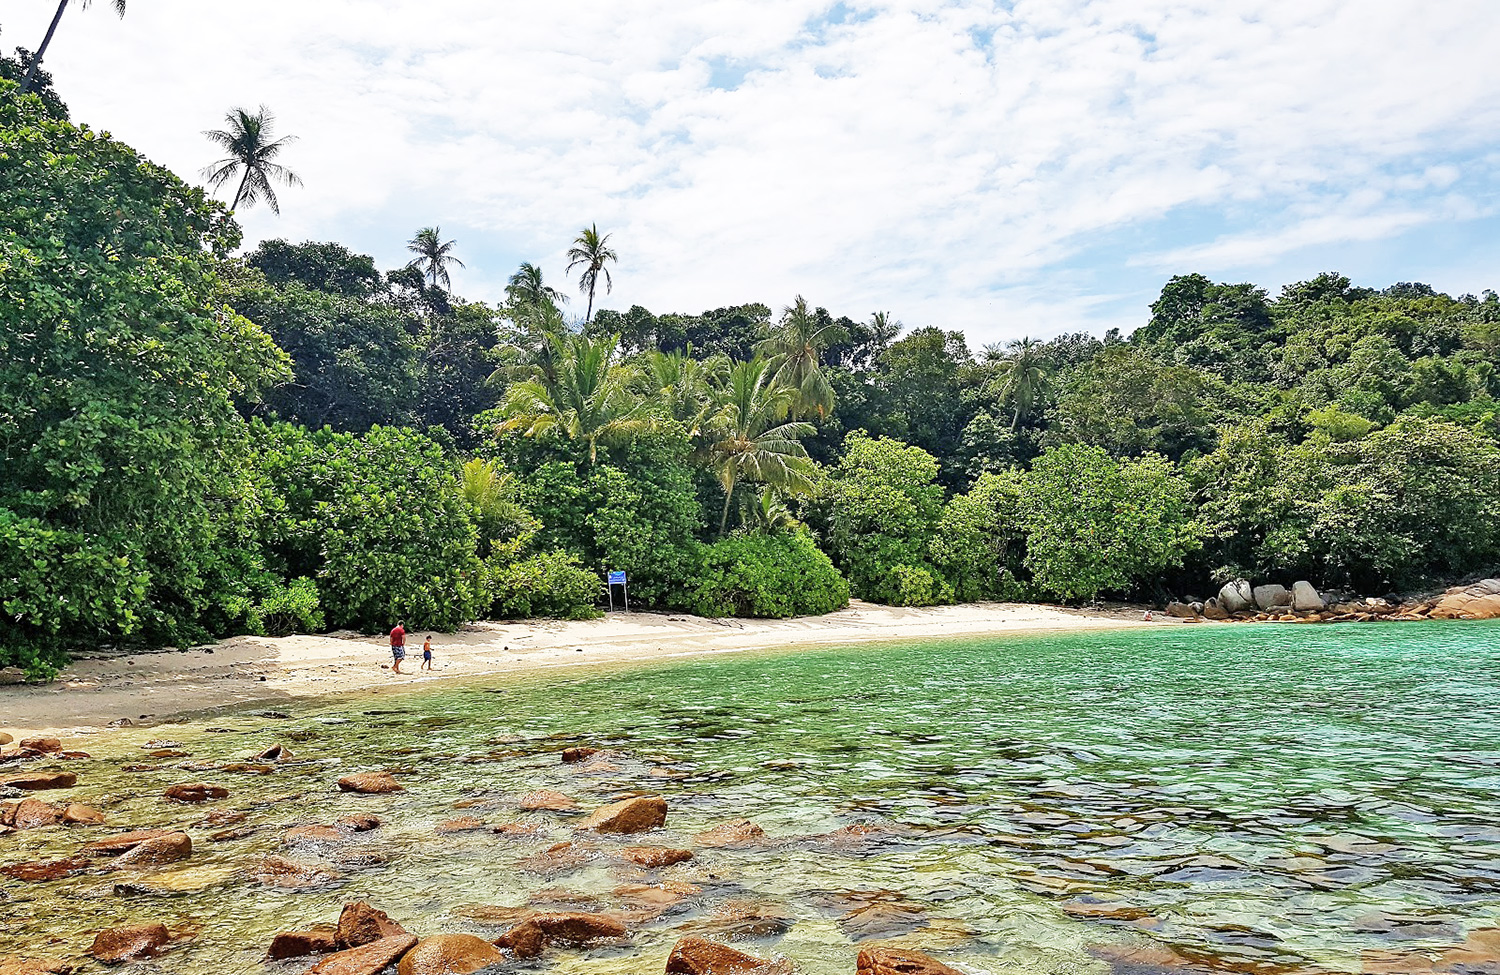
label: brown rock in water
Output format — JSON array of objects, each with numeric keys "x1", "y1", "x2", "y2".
[
  {"x1": 307, "y1": 935, "x2": 418, "y2": 975},
  {"x1": 337, "y1": 814, "x2": 384, "y2": 833},
  {"x1": 693, "y1": 901, "x2": 795, "y2": 939},
  {"x1": 495, "y1": 912, "x2": 628, "y2": 959},
  {"x1": 285, "y1": 825, "x2": 346, "y2": 845},
  {"x1": 614, "y1": 881, "x2": 703, "y2": 914},
  {"x1": 696, "y1": 820, "x2": 766, "y2": 848},
  {"x1": 82, "y1": 829, "x2": 174, "y2": 857},
  {"x1": 2, "y1": 772, "x2": 76, "y2": 791},
  {"x1": 620, "y1": 846, "x2": 693, "y2": 868},
  {"x1": 254, "y1": 743, "x2": 294, "y2": 761},
  {"x1": 249, "y1": 854, "x2": 343, "y2": 889},
  {"x1": 0, "y1": 956, "x2": 74, "y2": 974},
  {"x1": 336, "y1": 902, "x2": 410, "y2": 949},
  {"x1": 396, "y1": 935, "x2": 506, "y2": 975},
  {"x1": 436, "y1": 816, "x2": 487, "y2": 834},
  {"x1": 111, "y1": 832, "x2": 192, "y2": 868},
  {"x1": 5, "y1": 799, "x2": 64, "y2": 830},
  {"x1": 577, "y1": 795, "x2": 667, "y2": 833},
  {"x1": 518, "y1": 790, "x2": 577, "y2": 811},
  {"x1": 337, "y1": 772, "x2": 404, "y2": 794},
  {"x1": 0, "y1": 857, "x2": 93, "y2": 882},
  {"x1": 856, "y1": 948, "x2": 965, "y2": 975},
  {"x1": 88, "y1": 923, "x2": 171, "y2": 964},
  {"x1": 666, "y1": 937, "x2": 790, "y2": 975},
  {"x1": 62, "y1": 803, "x2": 105, "y2": 826},
  {"x1": 517, "y1": 841, "x2": 594, "y2": 874},
  {"x1": 198, "y1": 809, "x2": 248, "y2": 828},
  {"x1": 561, "y1": 747, "x2": 599, "y2": 764},
  {"x1": 814, "y1": 890, "x2": 928, "y2": 941},
  {"x1": 18, "y1": 738, "x2": 61, "y2": 754},
  {"x1": 163, "y1": 783, "x2": 229, "y2": 803},
  {"x1": 266, "y1": 928, "x2": 338, "y2": 960}
]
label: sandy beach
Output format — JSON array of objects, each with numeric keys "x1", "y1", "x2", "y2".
[{"x1": 0, "y1": 600, "x2": 1165, "y2": 737}]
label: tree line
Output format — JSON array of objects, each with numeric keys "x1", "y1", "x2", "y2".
[{"x1": 4, "y1": 71, "x2": 1500, "y2": 679}]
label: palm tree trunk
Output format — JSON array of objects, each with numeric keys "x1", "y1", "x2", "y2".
[
  {"x1": 719, "y1": 482, "x2": 735, "y2": 537},
  {"x1": 231, "y1": 168, "x2": 252, "y2": 211},
  {"x1": 19, "y1": 0, "x2": 70, "y2": 95},
  {"x1": 585, "y1": 285, "x2": 596, "y2": 325},
  {"x1": 1012, "y1": 403, "x2": 1023, "y2": 431}
]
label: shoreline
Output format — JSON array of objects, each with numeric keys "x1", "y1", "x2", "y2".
[{"x1": 1, "y1": 600, "x2": 1166, "y2": 737}]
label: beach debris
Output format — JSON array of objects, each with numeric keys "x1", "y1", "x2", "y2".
[
  {"x1": 111, "y1": 831, "x2": 193, "y2": 868},
  {"x1": 337, "y1": 902, "x2": 410, "y2": 948},
  {"x1": 307, "y1": 935, "x2": 417, "y2": 975},
  {"x1": 578, "y1": 796, "x2": 667, "y2": 833},
  {"x1": 249, "y1": 855, "x2": 343, "y2": 889},
  {"x1": 1, "y1": 772, "x2": 76, "y2": 791},
  {"x1": 494, "y1": 912, "x2": 628, "y2": 959},
  {"x1": 0, "y1": 955, "x2": 73, "y2": 974},
  {"x1": 620, "y1": 846, "x2": 693, "y2": 868},
  {"x1": 856, "y1": 948, "x2": 964, "y2": 975},
  {"x1": 436, "y1": 816, "x2": 487, "y2": 834},
  {"x1": 397, "y1": 935, "x2": 505, "y2": 974},
  {"x1": 88, "y1": 922, "x2": 171, "y2": 964},
  {"x1": 337, "y1": 772, "x2": 404, "y2": 794},
  {"x1": 337, "y1": 814, "x2": 384, "y2": 833},
  {"x1": 562, "y1": 747, "x2": 599, "y2": 763},
  {"x1": 666, "y1": 936, "x2": 790, "y2": 975},
  {"x1": 0, "y1": 857, "x2": 93, "y2": 882},
  {"x1": 696, "y1": 819, "x2": 766, "y2": 848},
  {"x1": 82, "y1": 829, "x2": 175, "y2": 857},
  {"x1": 163, "y1": 783, "x2": 229, "y2": 803},
  {"x1": 518, "y1": 789, "x2": 577, "y2": 811},
  {"x1": 265, "y1": 927, "x2": 338, "y2": 960}
]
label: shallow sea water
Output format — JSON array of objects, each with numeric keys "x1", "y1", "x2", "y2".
[{"x1": 5, "y1": 621, "x2": 1500, "y2": 974}]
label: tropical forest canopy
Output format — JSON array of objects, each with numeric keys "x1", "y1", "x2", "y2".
[{"x1": 4, "y1": 72, "x2": 1500, "y2": 677}]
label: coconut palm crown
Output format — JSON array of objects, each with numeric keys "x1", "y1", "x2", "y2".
[
  {"x1": 406, "y1": 228, "x2": 465, "y2": 291},
  {"x1": 566, "y1": 224, "x2": 618, "y2": 323},
  {"x1": 201, "y1": 106, "x2": 302, "y2": 215}
]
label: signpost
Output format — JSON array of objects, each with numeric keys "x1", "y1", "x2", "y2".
[{"x1": 606, "y1": 570, "x2": 628, "y2": 612}]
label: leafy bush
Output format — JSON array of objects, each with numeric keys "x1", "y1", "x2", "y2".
[
  {"x1": 484, "y1": 550, "x2": 601, "y2": 620},
  {"x1": 930, "y1": 470, "x2": 1026, "y2": 602},
  {"x1": 884, "y1": 563, "x2": 951, "y2": 607},
  {"x1": 250, "y1": 578, "x2": 325, "y2": 637},
  {"x1": 685, "y1": 531, "x2": 849, "y2": 618}
]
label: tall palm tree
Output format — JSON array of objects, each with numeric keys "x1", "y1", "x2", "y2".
[
  {"x1": 989, "y1": 337, "x2": 1051, "y2": 430},
  {"x1": 703, "y1": 358, "x2": 817, "y2": 535},
  {"x1": 566, "y1": 224, "x2": 618, "y2": 323},
  {"x1": 406, "y1": 228, "x2": 465, "y2": 290},
  {"x1": 505, "y1": 262, "x2": 567, "y2": 309},
  {"x1": 644, "y1": 347, "x2": 722, "y2": 434},
  {"x1": 756, "y1": 296, "x2": 846, "y2": 420},
  {"x1": 495, "y1": 332, "x2": 651, "y2": 464},
  {"x1": 201, "y1": 106, "x2": 302, "y2": 215},
  {"x1": 19, "y1": 0, "x2": 124, "y2": 96}
]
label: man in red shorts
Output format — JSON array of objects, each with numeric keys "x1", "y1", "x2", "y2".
[{"x1": 389, "y1": 621, "x2": 407, "y2": 674}]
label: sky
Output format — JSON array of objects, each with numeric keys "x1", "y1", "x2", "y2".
[{"x1": 6, "y1": 0, "x2": 1500, "y2": 344}]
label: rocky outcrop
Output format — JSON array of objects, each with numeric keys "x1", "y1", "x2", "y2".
[
  {"x1": 1291, "y1": 581, "x2": 1325, "y2": 611},
  {"x1": 1253, "y1": 584, "x2": 1291, "y2": 611},
  {"x1": 307, "y1": 935, "x2": 418, "y2": 975},
  {"x1": 337, "y1": 772, "x2": 404, "y2": 794},
  {"x1": 1219, "y1": 580, "x2": 1253, "y2": 613},
  {"x1": 666, "y1": 937, "x2": 789, "y2": 975},
  {"x1": 163, "y1": 783, "x2": 228, "y2": 803},
  {"x1": 1201, "y1": 598, "x2": 1230, "y2": 620},
  {"x1": 111, "y1": 832, "x2": 192, "y2": 868},
  {"x1": 2, "y1": 772, "x2": 76, "y2": 791},
  {"x1": 1164, "y1": 602, "x2": 1198, "y2": 619},
  {"x1": 82, "y1": 829, "x2": 174, "y2": 857},
  {"x1": 620, "y1": 846, "x2": 693, "y2": 868},
  {"x1": 88, "y1": 923, "x2": 171, "y2": 964},
  {"x1": 336, "y1": 902, "x2": 410, "y2": 949},
  {"x1": 266, "y1": 928, "x2": 338, "y2": 960},
  {"x1": 696, "y1": 820, "x2": 766, "y2": 848},
  {"x1": 577, "y1": 796, "x2": 667, "y2": 833},
  {"x1": 396, "y1": 935, "x2": 505, "y2": 975},
  {"x1": 1430, "y1": 579, "x2": 1500, "y2": 620},
  {"x1": 856, "y1": 948, "x2": 965, "y2": 975},
  {"x1": 495, "y1": 912, "x2": 628, "y2": 959}
]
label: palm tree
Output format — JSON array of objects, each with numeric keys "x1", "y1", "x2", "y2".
[
  {"x1": 495, "y1": 332, "x2": 651, "y2": 464},
  {"x1": 201, "y1": 106, "x2": 302, "y2": 215},
  {"x1": 644, "y1": 347, "x2": 722, "y2": 434},
  {"x1": 989, "y1": 338, "x2": 1051, "y2": 430},
  {"x1": 756, "y1": 296, "x2": 846, "y2": 420},
  {"x1": 505, "y1": 262, "x2": 567, "y2": 310},
  {"x1": 19, "y1": 0, "x2": 124, "y2": 96},
  {"x1": 566, "y1": 224, "x2": 618, "y2": 323},
  {"x1": 406, "y1": 228, "x2": 465, "y2": 290},
  {"x1": 703, "y1": 358, "x2": 817, "y2": 535}
]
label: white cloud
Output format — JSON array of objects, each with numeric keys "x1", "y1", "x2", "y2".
[{"x1": 7, "y1": 0, "x2": 1500, "y2": 340}]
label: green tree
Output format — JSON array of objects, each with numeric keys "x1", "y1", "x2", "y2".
[
  {"x1": 757, "y1": 295, "x2": 846, "y2": 419},
  {"x1": 703, "y1": 358, "x2": 818, "y2": 535},
  {"x1": 987, "y1": 337, "x2": 1052, "y2": 430},
  {"x1": 1048, "y1": 345, "x2": 1217, "y2": 459},
  {"x1": 495, "y1": 332, "x2": 651, "y2": 463},
  {"x1": 685, "y1": 531, "x2": 849, "y2": 618},
  {"x1": 202, "y1": 105, "x2": 302, "y2": 214},
  {"x1": 18, "y1": 0, "x2": 125, "y2": 96},
  {"x1": 930, "y1": 470, "x2": 1026, "y2": 602},
  {"x1": 567, "y1": 223, "x2": 618, "y2": 323},
  {"x1": 505, "y1": 262, "x2": 567, "y2": 310},
  {"x1": 406, "y1": 226, "x2": 465, "y2": 290}
]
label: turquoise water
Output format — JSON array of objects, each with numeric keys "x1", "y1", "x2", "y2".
[{"x1": 6, "y1": 621, "x2": 1500, "y2": 973}]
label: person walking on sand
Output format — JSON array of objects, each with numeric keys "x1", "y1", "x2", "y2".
[
  {"x1": 421, "y1": 635, "x2": 434, "y2": 672},
  {"x1": 389, "y1": 621, "x2": 407, "y2": 674}
]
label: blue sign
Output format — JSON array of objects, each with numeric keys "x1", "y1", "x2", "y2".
[{"x1": 608, "y1": 571, "x2": 627, "y2": 586}]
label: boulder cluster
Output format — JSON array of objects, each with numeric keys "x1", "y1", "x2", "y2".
[{"x1": 1164, "y1": 578, "x2": 1500, "y2": 624}]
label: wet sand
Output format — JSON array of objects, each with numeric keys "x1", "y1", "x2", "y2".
[{"x1": 1, "y1": 600, "x2": 1167, "y2": 736}]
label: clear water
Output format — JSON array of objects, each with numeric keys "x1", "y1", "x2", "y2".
[{"x1": 5, "y1": 621, "x2": 1500, "y2": 974}]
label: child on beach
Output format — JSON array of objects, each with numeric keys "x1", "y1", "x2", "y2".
[{"x1": 421, "y1": 636, "x2": 434, "y2": 671}]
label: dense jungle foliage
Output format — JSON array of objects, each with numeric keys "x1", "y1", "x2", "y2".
[{"x1": 5, "y1": 76, "x2": 1500, "y2": 677}]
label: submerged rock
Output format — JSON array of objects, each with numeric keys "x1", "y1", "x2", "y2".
[
  {"x1": 578, "y1": 796, "x2": 667, "y2": 833},
  {"x1": 307, "y1": 935, "x2": 417, "y2": 975},
  {"x1": 397, "y1": 935, "x2": 506, "y2": 975},
  {"x1": 620, "y1": 846, "x2": 693, "y2": 868},
  {"x1": 495, "y1": 912, "x2": 628, "y2": 959},
  {"x1": 666, "y1": 937, "x2": 790, "y2": 975},
  {"x1": 856, "y1": 948, "x2": 964, "y2": 975},
  {"x1": 517, "y1": 841, "x2": 594, "y2": 875},
  {"x1": 696, "y1": 820, "x2": 766, "y2": 848},
  {"x1": 83, "y1": 829, "x2": 175, "y2": 858},
  {"x1": 266, "y1": 928, "x2": 337, "y2": 960},
  {"x1": 0, "y1": 857, "x2": 93, "y2": 882},
  {"x1": 337, "y1": 814, "x2": 384, "y2": 833},
  {"x1": 0, "y1": 956, "x2": 73, "y2": 974},
  {"x1": 561, "y1": 747, "x2": 599, "y2": 764},
  {"x1": 336, "y1": 902, "x2": 410, "y2": 948},
  {"x1": 435, "y1": 816, "x2": 487, "y2": 834},
  {"x1": 163, "y1": 783, "x2": 228, "y2": 803},
  {"x1": 2, "y1": 772, "x2": 76, "y2": 791},
  {"x1": 249, "y1": 855, "x2": 343, "y2": 889},
  {"x1": 88, "y1": 923, "x2": 171, "y2": 964},
  {"x1": 337, "y1": 772, "x2": 404, "y2": 794},
  {"x1": 284, "y1": 825, "x2": 346, "y2": 846},
  {"x1": 111, "y1": 832, "x2": 192, "y2": 868},
  {"x1": 517, "y1": 790, "x2": 577, "y2": 811}
]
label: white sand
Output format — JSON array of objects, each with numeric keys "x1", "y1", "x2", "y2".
[{"x1": 0, "y1": 600, "x2": 1171, "y2": 736}]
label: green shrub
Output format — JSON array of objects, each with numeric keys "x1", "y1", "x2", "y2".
[
  {"x1": 251, "y1": 578, "x2": 326, "y2": 637},
  {"x1": 884, "y1": 563, "x2": 951, "y2": 607},
  {"x1": 484, "y1": 550, "x2": 601, "y2": 620},
  {"x1": 685, "y1": 531, "x2": 849, "y2": 618}
]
